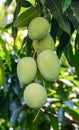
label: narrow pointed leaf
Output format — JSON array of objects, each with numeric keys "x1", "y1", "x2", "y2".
[
  {"x1": 64, "y1": 43, "x2": 75, "y2": 66},
  {"x1": 46, "y1": 0, "x2": 70, "y2": 35},
  {"x1": 13, "y1": 6, "x2": 40, "y2": 28},
  {"x1": 0, "y1": 58, "x2": 6, "y2": 90},
  {"x1": 0, "y1": 37, "x2": 11, "y2": 71}
]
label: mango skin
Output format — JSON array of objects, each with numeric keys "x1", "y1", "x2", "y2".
[
  {"x1": 23, "y1": 83, "x2": 47, "y2": 108},
  {"x1": 37, "y1": 50, "x2": 60, "y2": 82},
  {"x1": 33, "y1": 33, "x2": 54, "y2": 53},
  {"x1": 28, "y1": 17, "x2": 50, "y2": 40},
  {"x1": 17, "y1": 57, "x2": 37, "y2": 85}
]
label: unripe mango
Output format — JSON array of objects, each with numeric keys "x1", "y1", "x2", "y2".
[
  {"x1": 37, "y1": 50, "x2": 60, "y2": 82},
  {"x1": 33, "y1": 33, "x2": 54, "y2": 53},
  {"x1": 17, "y1": 57, "x2": 37, "y2": 85},
  {"x1": 23, "y1": 83, "x2": 47, "y2": 108},
  {"x1": 28, "y1": 17, "x2": 50, "y2": 40}
]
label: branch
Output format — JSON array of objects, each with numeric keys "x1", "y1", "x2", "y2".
[{"x1": 40, "y1": 108, "x2": 79, "y2": 126}]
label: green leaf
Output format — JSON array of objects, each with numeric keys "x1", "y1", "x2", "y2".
[
  {"x1": 26, "y1": 36, "x2": 32, "y2": 56},
  {"x1": 40, "y1": 0, "x2": 46, "y2": 5},
  {"x1": 0, "y1": 37, "x2": 11, "y2": 71},
  {"x1": 21, "y1": 0, "x2": 32, "y2": 7},
  {"x1": 46, "y1": 0, "x2": 70, "y2": 35},
  {"x1": 51, "y1": 118, "x2": 59, "y2": 130},
  {"x1": 74, "y1": 34, "x2": 79, "y2": 79},
  {"x1": 13, "y1": 0, "x2": 21, "y2": 21},
  {"x1": 62, "y1": 0, "x2": 71, "y2": 12},
  {"x1": 0, "y1": 58, "x2": 6, "y2": 90},
  {"x1": 57, "y1": 31, "x2": 70, "y2": 58},
  {"x1": 65, "y1": 107, "x2": 79, "y2": 121},
  {"x1": 13, "y1": 6, "x2": 40, "y2": 28},
  {"x1": 5, "y1": 0, "x2": 13, "y2": 6},
  {"x1": 64, "y1": 43, "x2": 75, "y2": 66},
  {"x1": 5, "y1": 22, "x2": 13, "y2": 29},
  {"x1": 71, "y1": 0, "x2": 79, "y2": 23},
  {"x1": 67, "y1": 8, "x2": 79, "y2": 34},
  {"x1": 12, "y1": 27, "x2": 18, "y2": 40},
  {"x1": 50, "y1": 18, "x2": 59, "y2": 41}
]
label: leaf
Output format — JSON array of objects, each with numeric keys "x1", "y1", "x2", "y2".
[
  {"x1": 10, "y1": 107, "x2": 23, "y2": 127},
  {"x1": 50, "y1": 18, "x2": 59, "y2": 41},
  {"x1": 65, "y1": 107, "x2": 79, "y2": 121},
  {"x1": 67, "y1": 8, "x2": 79, "y2": 34},
  {"x1": 58, "y1": 85, "x2": 68, "y2": 99},
  {"x1": 13, "y1": 0, "x2": 21, "y2": 21},
  {"x1": 40, "y1": 0, "x2": 46, "y2": 5},
  {"x1": 21, "y1": 0, "x2": 32, "y2": 7},
  {"x1": 12, "y1": 27, "x2": 18, "y2": 40},
  {"x1": 64, "y1": 43, "x2": 75, "y2": 66},
  {"x1": 63, "y1": 100, "x2": 74, "y2": 110},
  {"x1": 51, "y1": 118, "x2": 59, "y2": 130},
  {"x1": 26, "y1": 36, "x2": 32, "y2": 56},
  {"x1": 74, "y1": 34, "x2": 79, "y2": 79},
  {"x1": 0, "y1": 37, "x2": 11, "y2": 71},
  {"x1": 13, "y1": 6, "x2": 40, "y2": 28},
  {"x1": 57, "y1": 21, "x2": 74, "y2": 58},
  {"x1": 5, "y1": 0, "x2": 13, "y2": 6},
  {"x1": 46, "y1": 0, "x2": 70, "y2": 35},
  {"x1": 62, "y1": 0, "x2": 71, "y2": 12},
  {"x1": 71, "y1": 0, "x2": 79, "y2": 23},
  {"x1": 0, "y1": 58, "x2": 6, "y2": 90},
  {"x1": 58, "y1": 107, "x2": 64, "y2": 123},
  {"x1": 59, "y1": 78, "x2": 73, "y2": 86},
  {"x1": 57, "y1": 31, "x2": 70, "y2": 58},
  {"x1": 5, "y1": 22, "x2": 13, "y2": 29}
]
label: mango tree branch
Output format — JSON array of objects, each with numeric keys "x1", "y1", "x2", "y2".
[{"x1": 40, "y1": 108, "x2": 79, "y2": 126}]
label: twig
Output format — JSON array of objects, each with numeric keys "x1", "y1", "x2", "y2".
[{"x1": 40, "y1": 108, "x2": 79, "y2": 125}]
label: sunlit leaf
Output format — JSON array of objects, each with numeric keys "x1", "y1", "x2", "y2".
[
  {"x1": 0, "y1": 58, "x2": 6, "y2": 90},
  {"x1": 0, "y1": 37, "x2": 11, "y2": 70},
  {"x1": 59, "y1": 78, "x2": 73, "y2": 86},
  {"x1": 65, "y1": 107, "x2": 79, "y2": 120},
  {"x1": 62, "y1": 0, "x2": 71, "y2": 12},
  {"x1": 13, "y1": 6, "x2": 40, "y2": 28}
]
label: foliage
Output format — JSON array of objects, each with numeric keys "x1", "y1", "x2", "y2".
[{"x1": 0, "y1": 0, "x2": 79, "y2": 129}]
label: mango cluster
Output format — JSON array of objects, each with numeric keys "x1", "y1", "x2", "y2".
[{"x1": 17, "y1": 17, "x2": 60, "y2": 109}]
